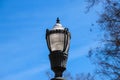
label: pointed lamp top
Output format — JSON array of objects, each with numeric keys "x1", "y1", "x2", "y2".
[
  {"x1": 53, "y1": 17, "x2": 64, "y2": 30},
  {"x1": 56, "y1": 17, "x2": 60, "y2": 23}
]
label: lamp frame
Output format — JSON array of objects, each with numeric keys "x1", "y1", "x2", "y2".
[
  {"x1": 46, "y1": 19, "x2": 71, "y2": 80},
  {"x1": 46, "y1": 28, "x2": 70, "y2": 53}
]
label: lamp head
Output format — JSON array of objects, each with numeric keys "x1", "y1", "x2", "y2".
[{"x1": 46, "y1": 18, "x2": 71, "y2": 54}]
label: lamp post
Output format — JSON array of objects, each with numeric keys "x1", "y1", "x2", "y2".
[{"x1": 46, "y1": 18, "x2": 71, "y2": 80}]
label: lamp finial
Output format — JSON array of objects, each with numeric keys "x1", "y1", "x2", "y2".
[{"x1": 56, "y1": 17, "x2": 60, "y2": 23}]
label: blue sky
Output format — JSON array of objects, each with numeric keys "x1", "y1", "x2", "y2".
[{"x1": 0, "y1": 0, "x2": 101, "y2": 80}]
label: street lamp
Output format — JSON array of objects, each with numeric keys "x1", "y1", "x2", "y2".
[{"x1": 46, "y1": 18, "x2": 71, "y2": 80}]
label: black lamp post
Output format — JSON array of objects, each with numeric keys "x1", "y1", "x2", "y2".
[{"x1": 46, "y1": 18, "x2": 71, "y2": 80}]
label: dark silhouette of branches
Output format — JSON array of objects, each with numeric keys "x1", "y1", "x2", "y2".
[
  {"x1": 87, "y1": 0, "x2": 120, "y2": 80},
  {"x1": 64, "y1": 72, "x2": 95, "y2": 80},
  {"x1": 46, "y1": 71, "x2": 95, "y2": 80}
]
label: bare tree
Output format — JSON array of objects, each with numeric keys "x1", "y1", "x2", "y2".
[
  {"x1": 75, "y1": 73, "x2": 95, "y2": 80},
  {"x1": 87, "y1": 0, "x2": 120, "y2": 80},
  {"x1": 46, "y1": 71, "x2": 95, "y2": 80}
]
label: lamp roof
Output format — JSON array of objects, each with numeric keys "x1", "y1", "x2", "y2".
[{"x1": 53, "y1": 17, "x2": 64, "y2": 30}]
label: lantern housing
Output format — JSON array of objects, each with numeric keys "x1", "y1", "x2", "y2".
[{"x1": 46, "y1": 18, "x2": 71, "y2": 80}]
